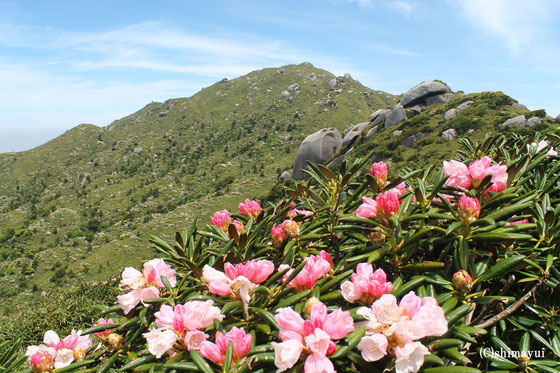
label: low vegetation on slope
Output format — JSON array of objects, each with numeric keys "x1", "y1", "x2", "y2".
[
  {"x1": 3, "y1": 130, "x2": 560, "y2": 373},
  {"x1": 0, "y1": 63, "x2": 394, "y2": 311}
]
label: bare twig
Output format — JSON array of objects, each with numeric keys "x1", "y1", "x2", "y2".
[
  {"x1": 475, "y1": 276, "x2": 546, "y2": 329},
  {"x1": 469, "y1": 274, "x2": 515, "y2": 325}
]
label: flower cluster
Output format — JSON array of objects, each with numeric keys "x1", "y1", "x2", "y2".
[
  {"x1": 26, "y1": 330, "x2": 91, "y2": 371},
  {"x1": 203, "y1": 259, "x2": 274, "y2": 312},
  {"x1": 370, "y1": 161, "x2": 388, "y2": 189},
  {"x1": 94, "y1": 318, "x2": 122, "y2": 349},
  {"x1": 271, "y1": 219, "x2": 301, "y2": 246},
  {"x1": 355, "y1": 189, "x2": 401, "y2": 225},
  {"x1": 341, "y1": 264, "x2": 393, "y2": 305},
  {"x1": 273, "y1": 301, "x2": 354, "y2": 372},
  {"x1": 143, "y1": 300, "x2": 224, "y2": 358},
  {"x1": 527, "y1": 140, "x2": 558, "y2": 157},
  {"x1": 200, "y1": 327, "x2": 252, "y2": 365},
  {"x1": 443, "y1": 156, "x2": 507, "y2": 192},
  {"x1": 211, "y1": 209, "x2": 245, "y2": 233},
  {"x1": 279, "y1": 251, "x2": 333, "y2": 292},
  {"x1": 357, "y1": 292, "x2": 448, "y2": 373},
  {"x1": 238, "y1": 198, "x2": 262, "y2": 218},
  {"x1": 117, "y1": 258, "x2": 176, "y2": 314}
]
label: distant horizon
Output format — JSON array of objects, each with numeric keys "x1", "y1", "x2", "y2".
[{"x1": 1, "y1": 0, "x2": 559, "y2": 153}]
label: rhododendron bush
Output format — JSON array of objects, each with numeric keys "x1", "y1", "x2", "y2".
[{"x1": 5, "y1": 133, "x2": 560, "y2": 372}]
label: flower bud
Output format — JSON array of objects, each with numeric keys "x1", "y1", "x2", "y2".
[
  {"x1": 304, "y1": 297, "x2": 321, "y2": 318},
  {"x1": 281, "y1": 219, "x2": 300, "y2": 238},
  {"x1": 453, "y1": 270, "x2": 473, "y2": 293},
  {"x1": 30, "y1": 351, "x2": 53, "y2": 373},
  {"x1": 108, "y1": 333, "x2": 124, "y2": 349},
  {"x1": 74, "y1": 348, "x2": 86, "y2": 362},
  {"x1": 370, "y1": 162, "x2": 388, "y2": 190},
  {"x1": 271, "y1": 225, "x2": 285, "y2": 247},
  {"x1": 458, "y1": 196, "x2": 480, "y2": 225}
]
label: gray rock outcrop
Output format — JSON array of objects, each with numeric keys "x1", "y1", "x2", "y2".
[
  {"x1": 501, "y1": 115, "x2": 526, "y2": 127},
  {"x1": 385, "y1": 104, "x2": 407, "y2": 128},
  {"x1": 425, "y1": 92, "x2": 454, "y2": 106},
  {"x1": 511, "y1": 103, "x2": 528, "y2": 110},
  {"x1": 441, "y1": 128, "x2": 457, "y2": 140},
  {"x1": 281, "y1": 91, "x2": 291, "y2": 100},
  {"x1": 370, "y1": 109, "x2": 391, "y2": 125},
  {"x1": 444, "y1": 109, "x2": 457, "y2": 122},
  {"x1": 292, "y1": 128, "x2": 342, "y2": 180},
  {"x1": 526, "y1": 117, "x2": 542, "y2": 127},
  {"x1": 280, "y1": 171, "x2": 291, "y2": 182},
  {"x1": 287, "y1": 84, "x2": 299, "y2": 92},
  {"x1": 399, "y1": 81, "x2": 451, "y2": 107},
  {"x1": 555, "y1": 114, "x2": 560, "y2": 123},
  {"x1": 365, "y1": 126, "x2": 379, "y2": 138},
  {"x1": 456, "y1": 100, "x2": 473, "y2": 111},
  {"x1": 401, "y1": 133, "x2": 428, "y2": 148},
  {"x1": 328, "y1": 78, "x2": 337, "y2": 89},
  {"x1": 342, "y1": 122, "x2": 370, "y2": 147}
]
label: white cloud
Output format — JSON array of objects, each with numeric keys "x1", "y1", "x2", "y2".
[
  {"x1": 456, "y1": 0, "x2": 559, "y2": 54},
  {"x1": 345, "y1": 0, "x2": 416, "y2": 15}
]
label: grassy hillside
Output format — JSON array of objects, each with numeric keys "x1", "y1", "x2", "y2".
[{"x1": 0, "y1": 63, "x2": 395, "y2": 315}]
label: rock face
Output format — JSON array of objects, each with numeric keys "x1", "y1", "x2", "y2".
[
  {"x1": 385, "y1": 104, "x2": 407, "y2": 128},
  {"x1": 342, "y1": 122, "x2": 369, "y2": 148},
  {"x1": 401, "y1": 133, "x2": 428, "y2": 148},
  {"x1": 526, "y1": 117, "x2": 542, "y2": 127},
  {"x1": 444, "y1": 109, "x2": 457, "y2": 122},
  {"x1": 399, "y1": 81, "x2": 452, "y2": 107},
  {"x1": 501, "y1": 115, "x2": 527, "y2": 127},
  {"x1": 292, "y1": 128, "x2": 342, "y2": 180},
  {"x1": 511, "y1": 103, "x2": 528, "y2": 110},
  {"x1": 456, "y1": 100, "x2": 473, "y2": 111},
  {"x1": 370, "y1": 109, "x2": 391, "y2": 125},
  {"x1": 280, "y1": 171, "x2": 291, "y2": 182},
  {"x1": 328, "y1": 78, "x2": 337, "y2": 89},
  {"x1": 365, "y1": 125, "x2": 379, "y2": 138},
  {"x1": 555, "y1": 114, "x2": 560, "y2": 123},
  {"x1": 425, "y1": 93, "x2": 454, "y2": 106},
  {"x1": 441, "y1": 128, "x2": 457, "y2": 140}
]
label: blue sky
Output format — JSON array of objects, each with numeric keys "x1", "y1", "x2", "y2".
[{"x1": 1, "y1": 0, "x2": 559, "y2": 153}]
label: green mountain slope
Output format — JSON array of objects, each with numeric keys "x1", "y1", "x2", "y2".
[{"x1": 0, "y1": 63, "x2": 395, "y2": 311}]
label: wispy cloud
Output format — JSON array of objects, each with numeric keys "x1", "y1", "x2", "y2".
[{"x1": 455, "y1": 0, "x2": 559, "y2": 55}]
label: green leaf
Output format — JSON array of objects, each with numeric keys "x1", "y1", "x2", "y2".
[
  {"x1": 445, "y1": 304, "x2": 474, "y2": 326},
  {"x1": 190, "y1": 350, "x2": 214, "y2": 373},
  {"x1": 96, "y1": 350, "x2": 122, "y2": 373},
  {"x1": 330, "y1": 327, "x2": 366, "y2": 359},
  {"x1": 476, "y1": 254, "x2": 526, "y2": 282},
  {"x1": 223, "y1": 341, "x2": 233, "y2": 373},
  {"x1": 422, "y1": 368, "x2": 481, "y2": 373},
  {"x1": 391, "y1": 276, "x2": 426, "y2": 297}
]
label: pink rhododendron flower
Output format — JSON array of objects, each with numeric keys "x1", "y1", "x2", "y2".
[
  {"x1": 273, "y1": 302, "x2": 354, "y2": 372},
  {"x1": 146, "y1": 300, "x2": 224, "y2": 354},
  {"x1": 341, "y1": 264, "x2": 392, "y2": 305},
  {"x1": 271, "y1": 225, "x2": 286, "y2": 247},
  {"x1": 27, "y1": 330, "x2": 92, "y2": 370},
  {"x1": 94, "y1": 318, "x2": 114, "y2": 339},
  {"x1": 468, "y1": 156, "x2": 492, "y2": 187},
  {"x1": 211, "y1": 209, "x2": 232, "y2": 231},
  {"x1": 443, "y1": 160, "x2": 471, "y2": 190},
  {"x1": 354, "y1": 197, "x2": 377, "y2": 219},
  {"x1": 287, "y1": 208, "x2": 314, "y2": 219},
  {"x1": 238, "y1": 199, "x2": 262, "y2": 218},
  {"x1": 395, "y1": 342, "x2": 430, "y2": 373},
  {"x1": 458, "y1": 196, "x2": 480, "y2": 225},
  {"x1": 117, "y1": 259, "x2": 176, "y2": 314},
  {"x1": 376, "y1": 190, "x2": 400, "y2": 225},
  {"x1": 279, "y1": 251, "x2": 333, "y2": 292},
  {"x1": 143, "y1": 329, "x2": 177, "y2": 359},
  {"x1": 200, "y1": 327, "x2": 252, "y2": 365},
  {"x1": 505, "y1": 215, "x2": 530, "y2": 226},
  {"x1": 528, "y1": 140, "x2": 558, "y2": 157},
  {"x1": 29, "y1": 351, "x2": 54, "y2": 373},
  {"x1": 357, "y1": 292, "x2": 447, "y2": 372},
  {"x1": 232, "y1": 220, "x2": 245, "y2": 233},
  {"x1": 203, "y1": 260, "x2": 274, "y2": 313},
  {"x1": 370, "y1": 161, "x2": 388, "y2": 189}
]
